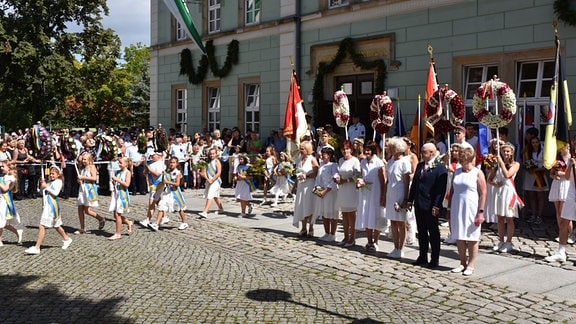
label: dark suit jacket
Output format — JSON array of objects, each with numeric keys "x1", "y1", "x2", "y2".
[{"x1": 408, "y1": 160, "x2": 448, "y2": 211}]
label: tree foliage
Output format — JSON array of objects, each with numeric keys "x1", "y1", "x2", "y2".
[{"x1": 0, "y1": 0, "x2": 149, "y2": 131}]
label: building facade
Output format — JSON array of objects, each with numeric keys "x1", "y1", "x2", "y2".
[{"x1": 150, "y1": 0, "x2": 576, "y2": 144}]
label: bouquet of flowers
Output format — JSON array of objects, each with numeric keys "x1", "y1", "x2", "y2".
[
  {"x1": 355, "y1": 177, "x2": 371, "y2": 191},
  {"x1": 313, "y1": 186, "x2": 325, "y2": 197},
  {"x1": 278, "y1": 161, "x2": 295, "y2": 176},
  {"x1": 483, "y1": 154, "x2": 498, "y2": 169},
  {"x1": 554, "y1": 159, "x2": 567, "y2": 172},
  {"x1": 523, "y1": 159, "x2": 537, "y2": 171},
  {"x1": 192, "y1": 160, "x2": 208, "y2": 171},
  {"x1": 246, "y1": 157, "x2": 266, "y2": 176}
]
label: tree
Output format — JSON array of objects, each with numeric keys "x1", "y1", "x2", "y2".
[
  {"x1": 0, "y1": 0, "x2": 121, "y2": 130},
  {"x1": 122, "y1": 43, "x2": 150, "y2": 127}
]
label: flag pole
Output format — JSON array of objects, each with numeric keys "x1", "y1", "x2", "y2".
[{"x1": 417, "y1": 93, "x2": 421, "y2": 152}]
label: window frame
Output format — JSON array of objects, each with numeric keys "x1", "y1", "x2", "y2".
[
  {"x1": 208, "y1": 0, "x2": 221, "y2": 34},
  {"x1": 173, "y1": 86, "x2": 188, "y2": 134},
  {"x1": 244, "y1": 0, "x2": 261, "y2": 26}
]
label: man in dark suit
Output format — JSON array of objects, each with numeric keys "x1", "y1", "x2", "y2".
[{"x1": 405, "y1": 143, "x2": 448, "y2": 268}]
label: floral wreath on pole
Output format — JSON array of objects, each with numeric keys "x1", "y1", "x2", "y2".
[
  {"x1": 369, "y1": 93, "x2": 394, "y2": 135},
  {"x1": 27, "y1": 123, "x2": 52, "y2": 160},
  {"x1": 472, "y1": 79, "x2": 517, "y2": 129},
  {"x1": 426, "y1": 86, "x2": 465, "y2": 133},
  {"x1": 333, "y1": 90, "x2": 350, "y2": 129}
]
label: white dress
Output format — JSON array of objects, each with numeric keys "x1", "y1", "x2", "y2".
[
  {"x1": 293, "y1": 155, "x2": 316, "y2": 227},
  {"x1": 40, "y1": 179, "x2": 63, "y2": 228},
  {"x1": 523, "y1": 149, "x2": 548, "y2": 192},
  {"x1": 77, "y1": 167, "x2": 99, "y2": 207},
  {"x1": 270, "y1": 162, "x2": 293, "y2": 196},
  {"x1": 313, "y1": 161, "x2": 338, "y2": 219},
  {"x1": 0, "y1": 174, "x2": 18, "y2": 228},
  {"x1": 493, "y1": 167, "x2": 521, "y2": 218},
  {"x1": 355, "y1": 156, "x2": 386, "y2": 230},
  {"x1": 109, "y1": 169, "x2": 131, "y2": 214},
  {"x1": 235, "y1": 164, "x2": 253, "y2": 201},
  {"x1": 549, "y1": 163, "x2": 570, "y2": 202},
  {"x1": 561, "y1": 160, "x2": 576, "y2": 221},
  {"x1": 385, "y1": 156, "x2": 411, "y2": 222},
  {"x1": 336, "y1": 156, "x2": 361, "y2": 213},
  {"x1": 450, "y1": 167, "x2": 482, "y2": 241}
]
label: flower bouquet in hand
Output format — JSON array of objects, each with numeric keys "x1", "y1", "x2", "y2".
[
  {"x1": 355, "y1": 177, "x2": 371, "y2": 191},
  {"x1": 554, "y1": 159, "x2": 567, "y2": 172},
  {"x1": 192, "y1": 160, "x2": 208, "y2": 171},
  {"x1": 483, "y1": 154, "x2": 498, "y2": 169},
  {"x1": 523, "y1": 159, "x2": 537, "y2": 172},
  {"x1": 313, "y1": 186, "x2": 325, "y2": 197}
]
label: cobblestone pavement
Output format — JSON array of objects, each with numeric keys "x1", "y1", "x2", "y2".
[{"x1": 1, "y1": 189, "x2": 575, "y2": 323}]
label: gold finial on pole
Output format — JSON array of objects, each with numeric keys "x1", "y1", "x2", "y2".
[
  {"x1": 553, "y1": 19, "x2": 558, "y2": 33},
  {"x1": 427, "y1": 44, "x2": 434, "y2": 59},
  {"x1": 289, "y1": 56, "x2": 294, "y2": 70}
]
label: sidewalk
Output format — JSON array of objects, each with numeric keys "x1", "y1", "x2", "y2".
[{"x1": 178, "y1": 187, "x2": 576, "y2": 302}]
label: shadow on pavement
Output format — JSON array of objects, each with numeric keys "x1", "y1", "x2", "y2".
[{"x1": 0, "y1": 274, "x2": 128, "y2": 323}]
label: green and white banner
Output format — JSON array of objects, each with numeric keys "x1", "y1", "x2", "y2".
[{"x1": 163, "y1": 0, "x2": 206, "y2": 54}]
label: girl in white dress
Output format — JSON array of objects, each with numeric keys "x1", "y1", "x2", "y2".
[
  {"x1": 449, "y1": 145, "x2": 486, "y2": 276},
  {"x1": 75, "y1": 152, "x2": 105, "y2": 234},
  {"x1": 549, "y1": 145, "x2": 572, "y2": 243},
  {"x1": 270, "y1": 152, "x2": 293, "y2": 206},
  {"x1": 0, "y1": 161, "x2": 23, "y2": 245},
  {"x1": 314, "y1": 147, "x2": 339, "y2": 242},
  {"x1": 336, "y1": 141, "x2": 361, "y2": 247},
  {"x1": 25, "y1": 165, "x2": 73, "y2": 254},
  {"x1": 488, "y1": 143, "x2": 522, "y2": 253},
  {"x1": 385, "y1": 138, "x2": 411, "y2": 259},
  {"x1": 523, "y1": 137, "x2": 548, "y2": 224},
  {"x1": 355, "y1": 140, "x2": 387, "y2": 252},
  {"x1": 108, "y1": 157, "x2": 133, "y2": 239},
  {"x1": 234, "y1": 154, "x2": 255, "y2": 217},
  {"x1": 293, "y1": 141, "x2": 319, "y2": 237},
  {"x1": 261, "y1": 146, "x2": 277, "y2": 204},
  {"x1": 199, "y1": 148, "x2": 224, "y2": 218}
]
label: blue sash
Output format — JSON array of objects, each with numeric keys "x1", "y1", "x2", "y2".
[
  {"x1": 44, "y1": 182, "x2": 61, "y2": 223},
  {"x1": 148, "y1": 161, "x2": 164, "y2": 191},
  {"x1": 238, "y1": 164, "x2": 256, "y2": 192},
  {"x1": 207, "y1": 160, "x2": 222, "y2": 184},
  {"x1": 166, "y1": 171, "x2": 186, "y2": 209},
  {"x1": 0, "y1": 176, "x2": 16, "y2": 219},
  {"x1": 82, "y1": 168, "x2": 99, "y2": 203},
  {"x1": 115, "y1": 170, "x2": 131, "y2": 211}
]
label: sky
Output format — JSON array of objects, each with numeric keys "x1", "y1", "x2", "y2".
[{"x1": 101, "y1": 0, "x2": 151, "y2": 49}]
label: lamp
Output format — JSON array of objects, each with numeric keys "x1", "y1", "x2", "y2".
[{"x1": 389, "y1": 59, "x2": 402, "y2": 70}]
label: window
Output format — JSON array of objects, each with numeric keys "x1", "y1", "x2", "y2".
[
  {"x1": 329, "y1": 0, "x2": 349, "y2": 8},
  {"x1": 462, "y1": 65, "x2": 499, "y2": 122},
  {"x1": 208, "y1": 0, "x2": 221, "y2": 34},
  {"x1": 207, "y1": 87, "x2": 221, "y2": 132},
  {"x1": 244, "y1": 83, "x2": 260, "y2": 133},
  {"x1": 176, "y1": 21, "x2": 187, "y2": 41},
  {"x1": 176, "y1": 89, "x2": 188, "y2": 134},
  {"x1": 245, "y1": 0, "x2": 261, "y2": 26},
  {"x1": 517, "y1": 60, "x2": 555, "y2": 139}
]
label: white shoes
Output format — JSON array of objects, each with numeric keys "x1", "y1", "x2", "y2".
[
  {"x1": 161, "y1": 217, "x2": 170, "y2": 225},
  {"x1": 149, "y1": 223, "x2": 159, "y2": 232},
  {"x1": 545, "y1": 252, "x2": 567, "y2": 263},
  {"x1": 270, "y1": 202, "x2": 278, "y2": 207},
  {"x1": 451, "y1": 265, "x2": 465, "y2": 273},
  {"x1": 25, "y1": 246, "x2": 40, "y2": 255},
  {"x1": 388, "y1": 248, "x2": 403, "y2": 259},
  {"x1": 319, "y1": 234, "x2": 335, "y2": 242},
  {"x1": 493, "y1": 242, "x2": 504, "y2": 252},
  {"x1": 198, "y1": 212, "x2": 208, "y2": 219},
  {"x1": 178, "y1": 223, "x2": 189, "y2": 230},
  {"x1": 62, "y1": 238, "x2": 73, "y2": 250},
  {"x1": 17, "y1": 229, "x2": 23, "y2": 244},
  {"x1": 498, "y1": 242, "x2": 513, "y2": 253},
  {"x1": 139, "y1": 219, "x2": 150, "y2": 227}
]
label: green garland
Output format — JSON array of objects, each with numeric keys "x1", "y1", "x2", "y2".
[
  {"x1": 312, "y1": 37, "x2": 387, "y2": 122},
  {"x1": 554, "y1": 0, "x2": 576, "y2": 26},
  {"x1": 180, "y1": 39, "x2": 240, "y2": 84}
]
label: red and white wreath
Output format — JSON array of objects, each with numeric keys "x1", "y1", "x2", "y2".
[
  {"x1": 472, "y1": 79, "x2": 517, "y2": 129},
  {"x1": 369, "y1": 94, "x2": 394, "y2": 135},
  {"x1": 333, "y1": 90, "x2": 350, "y2": 128},
  {"x1": 426, "y1": 87, "x2": 465, "y2": 133}
]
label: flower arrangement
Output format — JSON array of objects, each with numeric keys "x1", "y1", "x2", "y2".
[
  {"x1": 137, "y1": 130, "x2": 148, "y2": 154},
  {"x1": 246, "y1": 157, "x2": 266, "y2": 176},
  {"x1": 60, "y1": 131, "x2": 78, "y2": 160},
  {"x1": 27, "y1": 124, "x2": 52, "y2": 160},
  {"x1": 333, "y1": 90, "x2": 350, "y2": 128},
  {"x1": 153, "y1": 126, "x2": 169, "y2": 153},
  {"x1": 523, "y1": 159, "x2": 537, "y2": 171},
  {"x1": 355, "y1": 177, "x2": 371, "y2": 191},
  {"x1": 278, "y1": 161, "x2": 295, "y2": 176},
  {"x1": 369, "y1": 93, "x2": 394, "y2": 135},
  {"x1": 554, "y1": 159, "x2": 567, "y2": 172},
  {"x1": 96, "y1": 132, "x2": 119, "y2": 161},
  {"x1": 192, "y1": 160, "x2": 208, "y2": 171},
  {"x1": 426, "y1": 86, "x2": 465, "y2": 133},
  {"x1": 313, "y1": 186, "x2": 325, "y2": 197},
  {"x1": 472, "y1": 79, "x2": 517, "y2": 129},
  {"x1": 483, "y1": 154, "x2": 498, "y2": 169}
]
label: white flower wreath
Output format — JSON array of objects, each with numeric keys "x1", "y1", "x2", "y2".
[
  {"x1": 370, "y1": 94, "x2": 394, "y2": 135},
  {"x1": 472, "y1": 80, "x2": 517, "y2": 129},
  {"x1": 333, "y1": 90, "x2": 350, "y2": 128}
]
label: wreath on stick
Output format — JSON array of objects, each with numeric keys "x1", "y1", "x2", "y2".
[
  {"x1": 27, "y1": 124, "x2": 52, "y2": 160},
  {"x1": 333, "y1": 90, "x2": 350, "y2": 128},
  {"x1": 472, "y1": 79, "x2": 517, "y2": 129},
  {"x1": 369, "y1": 94, "x2": 394, "y2": 135},
  {"x1": 60, "y1": 131, "x2": 78, "y2": 160},
  {"x1": 426, "y1": 87, "x2": 465, "y2": 133}
]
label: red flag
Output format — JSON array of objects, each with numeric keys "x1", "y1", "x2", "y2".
[
  {"x1": 284, "y1": 71, "x2": 308, "y2": 157},
  {"x1": 410, "y1": 60, "x2": 438, "y2": 151}
]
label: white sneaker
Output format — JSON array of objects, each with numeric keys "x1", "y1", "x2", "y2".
[
  {"x1": 373, "y1": 243, "x2": 379, "y2": 252},
  {"x1": 198, "y1": 212, "x2": 208, "y2": 219},
  {"x1": 149, "y1": 223, "x2": 159, "y2": 232},
  {"x1": 545, "y1": 252, "x2": 567, "y2": 263},
  {"x1": 139, "y1": 219, "x2": 150, "y2": 227},
  {"x1": 161, "y1": 217, "x2": 170, "y2": 225},
  {"x1": 178, "y1": 223, "x2": 189, "y2": 230},
  {"x1": 451, "y1": 265, "x2": 465, "y2": 273},
  {"x1": 271, "y1": 202, "x2": 278, "y2": 207},
  {"x1": 388, "y1": 249, "x2": 399, "y2": 259},
  {"x1": 25, "y1": 246, "x2": 40, "y2": 255},
  {"x1": 569, "y1": 236, "x2": 575, "y2": 245},
  {"x1": 498, "y1": 242, "x2": 512, "y2": 253},
  {"x1": 344, "y1": 240, "x2": 356, "y2": 247},
  {"x1": 493, "y1": 242, "x2": 504, "y2": 252},
  {"x1": 62, "y1": 238, "x2": 73, "y2": 250}
]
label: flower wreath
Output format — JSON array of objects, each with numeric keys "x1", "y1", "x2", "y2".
[
  {"x1": 472, "y1": 80, "x2": 517, "y2": 129},
  {"x1": 333, "y1": 90, "x2": 350, "y2": 128},
  {"x1": 60, "y1": 131, "x2": 79, "y2": 160},
  {"x1": 96, "y1": 133, "x2": 119, "y2": 161},
  {"x1": 27, "y1": 124, "x2": 52, "y2": 160},
  {"x1": 426, "y1": 87, "x2": 465, "y2": 133},
  {"x1": 369, "y1": 94, "x2": 394, "y2": 135}
]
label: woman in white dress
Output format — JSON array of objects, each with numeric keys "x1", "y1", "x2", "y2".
[
  {"x1": 355, "y1": 140, "x2": 387, "y2": 252},
  {"x1": 547, "y1": 156, "x2": 576, "y2": 263},
  {"x1": 293, "y1": 141, "x2": 319, "y2": 237},
  {"x1": 314, "y1": 147, "x2": 339, "y2": 242},
  {"x1": 385, "y1": 138, "x2": 411, "y2": 259},
  {"x1": 523, "y1": 137, "x2": 548, "y2": 224},
  {"x1": 488, "y1": 143, "x2": 522, "y2": 253},
  {"x1": 449, "y1": 145, "x2": 486, "y2": 276},
  {"x1": 335, "y1": 140, "x2": 361, "y2": 247},
  {"x1": 549, "y1": 145, "x2": 572, "y2": 243}
]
